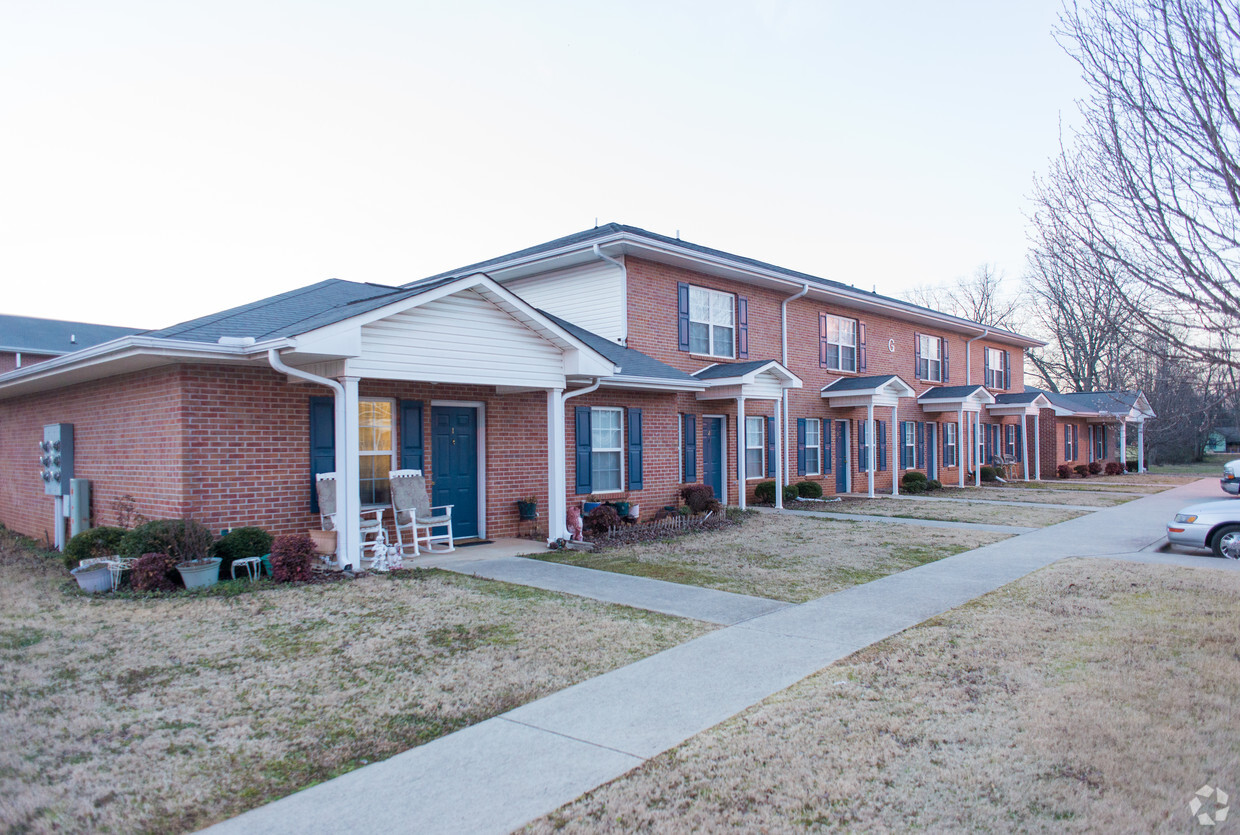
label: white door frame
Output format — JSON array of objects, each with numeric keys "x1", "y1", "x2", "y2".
[
  {"x1": 430, "y1": 400, "x2": 486, "y2": 540},
  {"x1": 704, "y1": 414, "x2": 727, "y2": 506}
]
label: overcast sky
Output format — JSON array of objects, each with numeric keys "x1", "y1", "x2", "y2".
[{"x1": 2, "y1": 1, "x2": 1087, "y2": 330}]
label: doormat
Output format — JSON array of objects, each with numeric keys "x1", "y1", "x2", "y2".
[{"x1": 453, "y1": 539, "x2": 494, "y2": 547}]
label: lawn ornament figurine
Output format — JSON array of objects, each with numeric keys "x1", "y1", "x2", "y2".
[{"x1": 566, "y1": 505, "x2": 584, "y2": 541}]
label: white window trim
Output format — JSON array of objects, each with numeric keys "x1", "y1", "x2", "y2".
[
  {"x1": 823, "y1": 314, "x2": 858, "y2": 373},
  {"x1": 901, "y1": 421, "x2": 916, "y2": 470},
  {"x1": 919, "y1": 334, "x2": 942, "y2": 382},
  {"x1": 591, "y1": 406, "x2": 625, "y2": 494},
  {"x1": 944, "y1": 422, "x2": 957, "y2": 467},
  {"x1": 745, "y1": 415, "x2": 765, "y2": 480},
  {"x1": 359, "y1": 397, "x2": 396, "y2": 507},
  {"x1": 688, "y1": 285, "x2": 736, "y2": 359},
  {"x1": 985, "y1": 347, "x2": 1004, "y2": 389},
  {"x1": 805, "y1": 418, "x2": 821, "y2": 476}
]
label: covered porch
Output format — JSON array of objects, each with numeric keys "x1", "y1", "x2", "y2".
[
  {"x1": 821, "y1": 375, "x2": 917, "y2": 497},
  {"x1": 916, "y1": 385, "x2": 997, "y2": 488}
]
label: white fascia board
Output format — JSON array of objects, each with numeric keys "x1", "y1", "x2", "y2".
[
  {"x1": 1133, "y1": 392, "x2": 1156, "y2": 419},
  {"x1": 921, "y1": 402, "x2": 984, "y2": 413},
  {"x1": 697, "y1": 361, "x2": 802, "y2": 389},
  {"x1": 600, "y1": 376, "x2": 707, "y2": 392}
]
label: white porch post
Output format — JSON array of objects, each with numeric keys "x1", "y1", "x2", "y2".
[
  {"x1": 958, "y1": 407, "x2": 965, "y2": 488},
  {"x1": 866, "y1": 403, "x2": 875, "y2": 498},
  {"x1": 547, "y1": 388, "x2": 566, "y2": 543},
  {"x1": 1138, "y1": 421, "x2": 1146, "y2": 472},
  {"x1": 737, "y1": 397, "x2": 747, "y2": 509},
  {"x1": 974, "y1": 411, "x2": 981, "y2": 488},
  {"x1": 891, "y1": 409, "x2": 899, "y2": 496},
  {"x1": 337, "y1": 376, "x2": 361, "y2": 570},
  {"x1": 1119, "y1": 420, "x2": 1128, "y2": 469},
  {"x1": 774, "y1": 401, "x2": 784, "y2": 509},
  {"x1": 1022, "y1": 413, "x2": 1030, "y2": 481},
  {"x1": 1034, "y1": 410, "x2": 1042, "y2": 480}
]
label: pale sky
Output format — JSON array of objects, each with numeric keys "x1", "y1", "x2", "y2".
[{"x1": 1, "y1": 1, "x2": 1087, "y2": 331}]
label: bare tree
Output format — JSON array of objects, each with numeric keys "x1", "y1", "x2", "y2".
[
  {"x1": 1034, "y1": 0, "x2": 1240, "y2": 369},
  {"x1": 904, "y1": 264, "x2": 1024, "y2": 330}
]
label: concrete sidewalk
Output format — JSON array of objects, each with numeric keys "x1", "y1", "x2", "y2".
[
  {"x1": 206, "y1": 479, "x2": 1220, "y2": 835},
  {"x1": 756, "y1": 505, "x2": 1036, "y2": 534}
]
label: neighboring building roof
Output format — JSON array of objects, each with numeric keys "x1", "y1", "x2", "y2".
[
  {"x1": 993, "y1": 391, "x2": 1043, "y2": 405},
  {"x1": 411, "y1": 223, "x2": 1042, "y2": 346},
  {"x1": 692, "y1": 359, "x2": 783, "y2": 380},
  {"x1": 1211, "y1": 426, "x2": 1240, "y2": 444},
  {"x1": 1025, "y1": 388, "x2": 1147, "y2": 416},
  {"x1": 0, "y1": 314, "x2": 143, "y2": 355},
  {"x1": 539, "y1": 312, "x2": 701, "y2": 386}
]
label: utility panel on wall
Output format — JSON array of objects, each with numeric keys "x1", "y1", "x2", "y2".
[{"x1": 40, "y1": 423, "x2": 73, "y2": 496}]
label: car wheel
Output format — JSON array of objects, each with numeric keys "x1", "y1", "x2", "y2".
[{"x1": 1211, "y1": 524, "x2": 1240, "y2": 559}]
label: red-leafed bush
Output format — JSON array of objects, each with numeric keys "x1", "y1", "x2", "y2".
[
  {"x1": 1057, "y1": 464, "x2": 1072, "y2": 479},
  {"x1": 1088, "y1": 461, "x2": 1103, "y2": 475},
  {"x1": 131, "y1": 552, "x2": 181, "y2": 592},
  {"x1": 1074, "y1": 464, "x2": 1090, "y2": 477},
  {"x1": 585, "y1": 504, "x2": 622, "y2": 537},
  {"x1": 270, "y1": 534, "x2": 317, "y2": 583},
  {"x1": 681, "y1": 484, "x2": 722, "y2": 513},
  {"x1": 1107, "y1": 461, "x2": 1124, "y2": 475}
]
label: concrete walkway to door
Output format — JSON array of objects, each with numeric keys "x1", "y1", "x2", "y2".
[{"x1": 206, "y1": 480, "x2": 1222, "y2": 835}]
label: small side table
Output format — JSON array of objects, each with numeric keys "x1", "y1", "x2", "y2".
[{"x1": 232, "y1": 556, "x2": 263, "y2": 581}]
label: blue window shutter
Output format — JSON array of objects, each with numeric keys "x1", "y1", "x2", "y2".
[
  {"x1": 682, "y1": 414, "x2": 697, "y2": 482},
  {"x1": 797, "y1": 418, "x2": 806, "y2": 477},
  {"x1": 859, "y1": 420, "x2": 868, "y2": 470},
  {"x1": 309, "y1": 396, "x2": 335, "y2": 513},
  {"x1": 1003, "y1": 350, "x2": 1011, "y2": 389},
  {"x1": 677, "y1": 282, "x2": 690, "y2": 352},
  {"x1": 823, "y1": 420, "x2": 832, "y2": 473},
  {"x1": 1016, "y1": 423, "x2": 1024, "y2": 462},
  {"x1": 942, "y1": 339, "x2": 950, "y2": 382},
  {"x1": 1064, "y1": 425, "x2": 1070, "y2": 460},
  {"x1": 914, "y1": 333, "x2": 922, "y2": 379},
  {"x1": 399, "y1": 400, "x2": 424, "y2": 472},
  {"x1": 818, "y1": 313, "x2": 828, "y2": 367},
  {"x1": 858, "y1": 322, "x2": 867, "y2": 372},
  {"x1": 575, "y1": 407, "x2": 592, "y2": 494},
  {"x1": 628, "y1": 408, "x2": 644, "y2": 490},
  {"x1": 916, "y1": 421, "x2": 925, "y2": 469},
  {"x1": 1073, "y1": 424, "x2": 1078, "y2": 459},
  {"x1": 766, "y1": 416, "x2": 776, "y2": 477},
  {"x1": 877, "y1": 420, "x2": 887, "y2": 471},
  {"x1": 737, "y1": 297, "x2": 749, "y2": 359}
]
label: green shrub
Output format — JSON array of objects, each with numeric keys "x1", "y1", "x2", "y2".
[
  {"x1": 901, "y1": 471, "x2": 928, "y2": 487},
  {"x1": 754, "y1": 480, "x2": 777, "y2": 504},
  {"x1": 131, "y1": 552, "x2": 181, "y2": 592},
  {"x1": 271, "y1": 534, "x2": 316, "y2": 583},
  {"x1": 980, "y1": 466, "x2": 999, "y2": 482},
  {"x1": 209, "y1": 527, "x2": 273, "y2": 580},
  {"x1": 62, "y1": 526, "x2": 127, "y2": 571},
  {"x1": 783, "y1": 484, "x2": 798, "y2": 503},
  {"x1": 796, "y1": 480, "x2": 823, "y2": 498},
  {"x1": 926, "y1": 479, "x2": 943, "y2": 491},
  {"x1": 119, "y1": 519, "x2": 214, "y2": 562}
]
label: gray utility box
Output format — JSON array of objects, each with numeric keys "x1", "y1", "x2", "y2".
[{"x1": 40, "y1": 423, "x2": 74, "y2": 496}]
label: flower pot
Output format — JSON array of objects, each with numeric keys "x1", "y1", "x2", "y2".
[
  {"x1": 612, "y1": 501, "x2": 631, "y2": 518},
  {"x1": 176, "y1": 557, "x2": 222, "y2": 589},
  {"x1": 71, "y1": 563, "x2": 112, "y2": 593},
  {"x1": 516, "y1": 500, "x2": 538, "y2": 520},
  {"x1": 582, "y1": 501, "x2": 602, "y2": 515},
  {"x1": 627, "y1": 503, "x2": 640, "y2": 520}
]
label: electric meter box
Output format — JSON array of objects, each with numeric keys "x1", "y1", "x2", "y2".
[{"x1": 40, "y1": 423, "x2": 74, "y2": 496}]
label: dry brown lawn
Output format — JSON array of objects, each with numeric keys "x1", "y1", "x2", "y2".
[
  {"x1": 0, "y1": 535, "x2": 710, "y2": 834},
  {"x1": 831, "y1": 496, "x2": 1085, "y2": 527},
  {"x1": 528, "y1": 559, "x2": 1240, "y2": 833},
  {"x1": 936, "y1": 486, "x2": 1131, "y2": 507},
  {"x1": 533, "y1": 513, "x2": 1008, "y2": 603}
]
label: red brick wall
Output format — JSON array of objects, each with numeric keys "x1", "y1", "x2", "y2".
[{"x1": 0, "y1": 352, "x2": 57, "y2": 374}]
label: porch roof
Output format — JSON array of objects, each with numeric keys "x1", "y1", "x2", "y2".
[
  {"x1": 988, "y1": 390, "x2": 1053, "y2": 416},
  {"x1": 1026, "y1": 388, "x2": 1156, "y2": 421},
  {"x1": 916, "y1": 384, "x2": 995, "y2": 412},
  {"x1": 541, "y1": 312, "x2": 705, "y2": 391},
  {"x1": 692, "y1": 359, "x2": 802, "y2": 400},
  {"x1": 820, "y1": 374, "x2": 915, "y2": 407}
]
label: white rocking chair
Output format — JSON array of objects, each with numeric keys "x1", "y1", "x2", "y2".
[
  {"x1": 315, "y1": 472, "x2": 385, "y2": 564},
  {"x1": 390, "y1": 469, "x2": 455, "y2": 556}
]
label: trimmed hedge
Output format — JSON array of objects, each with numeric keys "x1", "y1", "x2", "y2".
[
  {"x1": 209, "y1": 527, "x2": 273, "y2": 580},
  {"x1": 902, "y1": 471, "x2": 928, "y2": 494},
  {"x1": 1087, "y1": 460, "x2": 1103, "y2": 475},
  {"x1": 270, "y1": 534, "x2": 316, "y2": 583},
  {"x1": 980, "y1": 466, "x2": 999, "y2": 482},
  {"x1": 783, "y1": 484, "x2": 798, "y2": 503},
  {"x1": 131, "y1": 552, "x2": 181, "y2": 592},
  {"x1": 1057, "y1": 464, "x2": 1072, "y2": 479},
  {"x1": 680, "y1": 484, "x2": 721, "y2": 514},
  {"x1": 796, "y1": 480, "x2": 823, "y2": 499},
  {"x1": 119, "y1": 519, "x2": 213, "y2": 562},
  {"x1": 754, "y1": 480, "x2": 777, "y2": 504},
  {"x1": 62, "y1": 526, "x2": 127, "y2": 571},
  {"x1": 1074, "y1": 464, "x2": 1090, "y2": 477}
]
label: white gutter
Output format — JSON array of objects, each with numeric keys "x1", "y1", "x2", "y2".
[
  {"x1": 965, "y1": 326, "x2": 989, "y2": 386},
  {"x1": 781, "y1": 282, "x2": 811, "y2": 487},
  {"x1": 593, "y1": 244, "x2": 628, "y2": 346},
  {"x1": 562, "y1": 378, "x2": 602, "y2": 402},
  {"x1": 266, "y1": 349, "x2": 356, "y2": 571}
]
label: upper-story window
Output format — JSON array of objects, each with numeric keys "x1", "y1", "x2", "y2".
[
  {"x1": 918, "y1": 334, "x2": 942, "y2": 382},
  {"x1": 821, "y1": 315, "x2": 858, "y2": 372},
  {"x1": 985, "y1": 347, "x2": 1008, "y2": 389},
  {"x1": 689, "y1": 286, "x2": 735, "y2": 358}
]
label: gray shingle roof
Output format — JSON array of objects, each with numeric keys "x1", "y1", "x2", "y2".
[
  {"x1": 413, "y1": 223, "x2": 1037, "y2": 343},
  {"x1": 1025, "y1": 388, "x2": 1142, "y2": 415},
  {"x1": 0, "y1": 314, "x2": 143, "y2": 355},
  {"x1": 692, "y1": 359, "x2": 783, "y2": 380},
  {"x1": 539, "y1": 312, "x2": 699, "y2": 385},
  {"x1": 917, "y1": 384, "x2": 989, "y2": 400},
  {"x1": 822, "y1": 374, "x2": 900, "y2": 392},
  {"x1": 993, "y1": 391, "x2": 1043, "y2": 405}
]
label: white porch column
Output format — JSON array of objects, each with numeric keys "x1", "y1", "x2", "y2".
[
  {"x1": 1138, "y1": 421, "x2": 1146, "y2": 472},
  {"x1": 974, "y1": 411, "x2": 981, "y2": 488},
  {"x1": 866, "y1": 403, "x2": 875, "y2": 498},
  {"x1": 891, "y1": 410, "x2": 899, "y2": 496},
  {"x1": 546, "y1": 388, "x2": 566, "y2": 543},
  {"x1": 774, "y1": 401, "x2": 783, "y2": 509},
  {"x1": 1022, "y1": 414, "x2": 1030, "y2": 481},
  {"x1": 1119, "y1": 420, "x2": 1128, "y2": 470},
  {"x1": 737, "y1": 397, "x2": 747, "y2": 509},
  {"x1": 958, "y1": 407, "x2": 966, "y2": 488},
  {"x1": 337, "y1": 376, "x2": 361, "y2": 570},
  {"x1": 1034, "y1": 410, "x2": 1042, "y2": 480}
]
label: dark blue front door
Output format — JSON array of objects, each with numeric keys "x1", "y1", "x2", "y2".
[
  {"x1": 431, "y1": 406, "x2": 478, "y2": 539},
  {"x1": 926, "y1": 422, "x2": 937, "y2": 481},
  {"x1": 703, "y1": 417, "x2": 724, "y2": 504},
  {"x1": 835, "y1": 420, "x2": 848, "y2": 493}
]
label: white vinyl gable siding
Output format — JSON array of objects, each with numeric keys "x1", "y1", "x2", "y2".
[
  {"x1": 352, "y1": 290, "x2": 567, "y2": 387},
  {"x1": 505, "y1": 260, "x2": 626, "y2": 343}
]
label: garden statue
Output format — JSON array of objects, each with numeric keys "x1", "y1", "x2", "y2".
[{"x1": 566, "y1": 505, "x2": 584, "y2": 541}]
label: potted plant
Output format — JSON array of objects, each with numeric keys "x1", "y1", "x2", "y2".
[
  {"x1": 582, "y1": 495, "x2": 602, "y2": 515},
  {"x1": 516, "y1": 495, "x2": 538, "y2": 520},
  {"x1": 611, "y1": 500, "x2": 631, "y2": 518},
  {"x1": 70, "y1": 561, "x2": 113, "y2": 593},
  {"x1": 168, "y1": 518, "x2": 221, "y2": 590}
]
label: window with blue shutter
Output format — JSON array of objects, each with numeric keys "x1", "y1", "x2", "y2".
[
  {"x1": 399, "y1": 400, "x2": 424, "y2": 472},
  {"x1": 823, "y1": 420, "x2": 833, "y2": 474},
  {"x1": 575, "y1": 407, "x2": 592, "y2": 493},
  {"x1": 1003, "y1": 350, "x2": 1011, "y2": 389},
  {"x1": 682, "y1": 414, "x2": 696, "y2": 482},
  {"x1": 627, "y1": 408, "x2": 643, "y2": 490},
  {"x1": 916, "y1": 421, "x2": 925, "y2": 469},
  {"x1": 737, "y1": 297, "x2": 749, "y2": 359},
  {"x1": 309, "y1": 396, "x2": 335, "y2": 513},
  {"x1": 1015, "y1": 423, "x2": 1024, "y2": 462},
  {"x1": 677, "y1": 282, "x2": 690, "y2": 352},
  {"x1": 797, "y1": 418, "x2": 807, "y2": 476},
  {"x1": 942, "y1": 340, "x2": 950, "y2": 382},
  {"x1": 877, "y1": 420, "x2": 887, "y2": 471},
  {"x1": 766, "y1": 416, "x2": 776, "y2": 478},
  {"x1": 859, "y1": 323, "x2": 867, "y2": 372},
  {"x1": 858, "y1": 420, "x2": 868, "y2": 471}
]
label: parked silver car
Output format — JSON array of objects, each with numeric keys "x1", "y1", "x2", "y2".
[
  {"x1": 1167, "y1": 500, "x2": 1240, "y2": 558},
  {"x1": 1222, "y1": 459, "x2": 1240, "y2": 495}
]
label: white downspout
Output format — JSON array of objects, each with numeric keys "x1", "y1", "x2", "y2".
[
  {"x1": 556, "y1": 378, "x2": 603, "y2": 542},
  {"x1": 965, "y1": 326, "x2": 989, "y2": 385},
  {"x1": 866, "y1": 403, "x2": 876, "y2": 497},
  {"x1": 267, "y1": 349, "x2": 354, "y2": 569},
  {"x1": 593, "y1": 244, "x2": 628, "y2": 347},
  {"x1": 780, "y1": 283, "x2": 811, "y2": 488}
]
